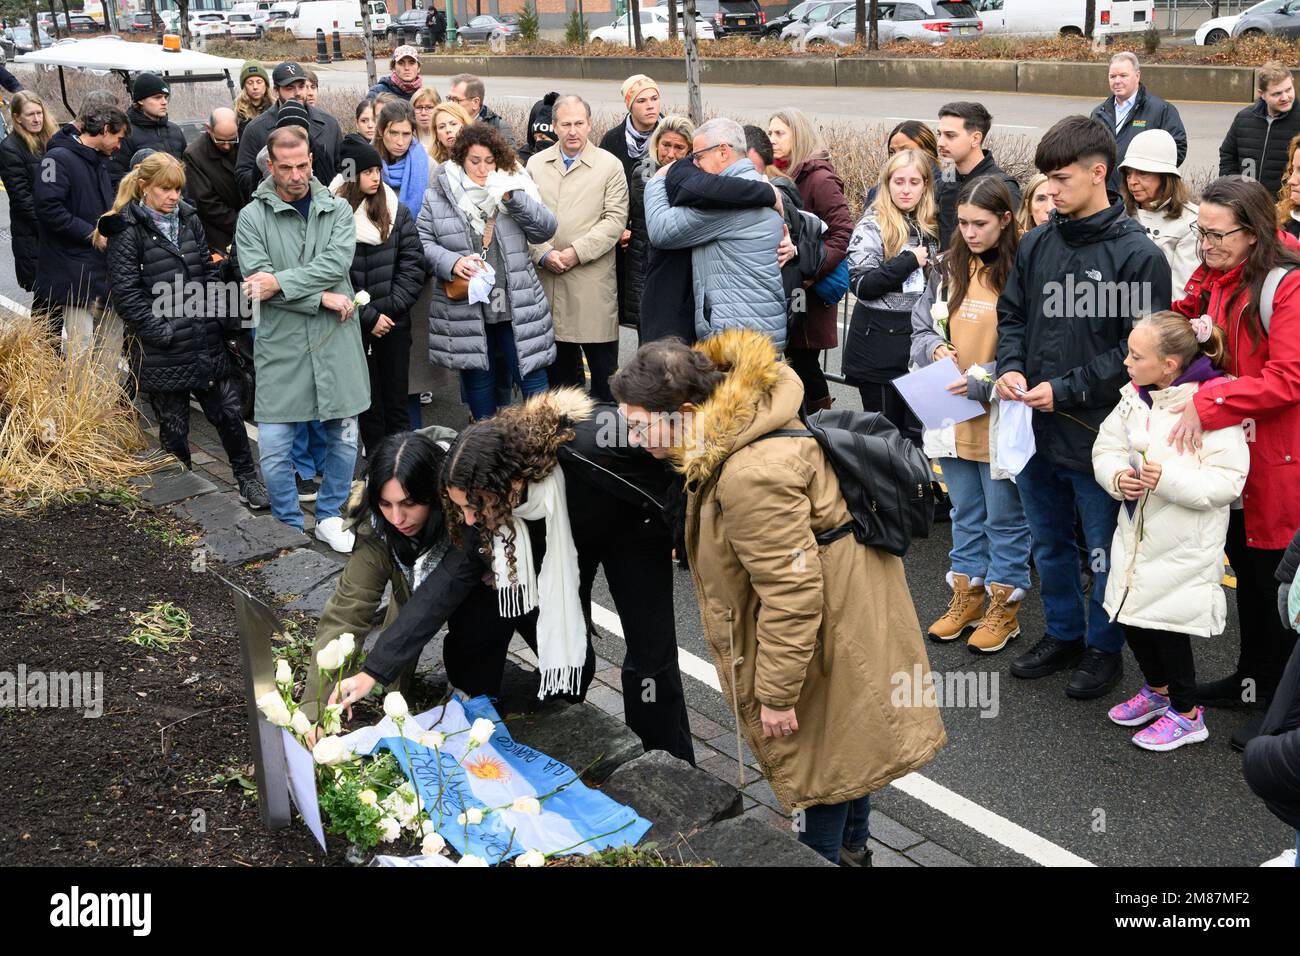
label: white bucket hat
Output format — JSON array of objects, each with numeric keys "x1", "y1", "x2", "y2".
[{"x1": 1118, "y1": 128, "x2": 1181, "y2": 178}]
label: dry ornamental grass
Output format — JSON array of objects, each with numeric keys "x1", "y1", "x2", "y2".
[{"x1": 0, "y1": 316, "x2": 171, "y2": 507}]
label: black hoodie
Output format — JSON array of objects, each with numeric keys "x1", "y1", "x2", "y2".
[
  {"x1": 109, "y1": 104, "x2": 188, "y2": 189},
  {"x1": 997, "y1": 198, "x2": 1172, "y2": 473}
]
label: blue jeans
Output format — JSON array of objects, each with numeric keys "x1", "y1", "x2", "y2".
[
  {"x1": 291, "y1": 420, "x2": 328, "y2": 480},
  {"x1": 1016, "y1": 453, "x2": 1124, "y2": 653},
  {"x1": 941, "y1": 456, "x2": 1032, "y2": 591},
  {"x1": 460, "y1": 321, "x2": 548, "y2": 421},
  {"x1": 258, "y1": 417, "x2": 358, "y2": 530},
  {"x1": 797, "y1": 795, "x2": 870, "y2": 863}
]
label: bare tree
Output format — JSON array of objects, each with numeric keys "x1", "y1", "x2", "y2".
[
  {"x1": 682, "y1": 0, "x2": 702, "y2": 125},
  {"x1": 1084, "y1": 0, "x2": 1095, "y2": 38},
  {"x1": 868, "y1": 0, "x2": 878, "y2": 49},
  {"x1": 630, "y1": 0, "x2": 643, "y2": 50},
  {"x1": 28, "y1": 1, "x2": 42, "y2": 47},
  {"x1": 666, "y1": 0, "x2": 677, "y2": 40},
  {"x1": 177, "y1": 0, "x2": 191, "y2": 47}
]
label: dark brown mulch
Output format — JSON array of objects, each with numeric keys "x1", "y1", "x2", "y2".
[{"x1": 0, "y1": 496, "x2": 347, "y2": 866}]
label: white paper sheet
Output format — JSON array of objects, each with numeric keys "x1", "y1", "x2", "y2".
[
  {"x1": 892, "y1": 358, "x2": 986, "y2": 431},
  {"x1": 281, "y1": 729, "x2": 327, "y2": 851}
]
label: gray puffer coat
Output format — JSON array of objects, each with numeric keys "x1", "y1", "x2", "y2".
[{"x1": 415, "y1": 164, "x2": 558, "y2": 377}]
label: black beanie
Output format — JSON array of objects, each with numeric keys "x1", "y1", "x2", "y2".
[
  {"x1": 132, "y1": 72, "x2": 169, "y2": 103},
  {"x1": 275, "y1": 100, "x2": 311, "y2": 132},
  {"x1": 338, "y1": 133, "x2": 382, "y2": 179}
]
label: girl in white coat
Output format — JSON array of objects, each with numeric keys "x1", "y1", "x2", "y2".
[{"x1": 1093, "y1": 311, "x2": 1250, "y2": 752}]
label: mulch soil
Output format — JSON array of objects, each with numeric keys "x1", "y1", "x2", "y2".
[{"x1": 0, "y1": 497, "x2": 349, "y2": 866}]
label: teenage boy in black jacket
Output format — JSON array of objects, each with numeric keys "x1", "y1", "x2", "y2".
[
  {"x1": 1219, "y1": 61, "x2": 1300, "y2": 200},
  {"x1": 936, "y1": 101, "x2": 1020, "y2": 251},
  {"x1": 996, "y1": 115, "x2": 1172, "y2": 701}
]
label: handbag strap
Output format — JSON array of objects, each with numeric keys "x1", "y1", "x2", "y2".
[{"x1": 481, "y1": 215, "x2": 497, "y2": 256}]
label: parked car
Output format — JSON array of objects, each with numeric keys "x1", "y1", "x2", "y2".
[
  {"x1": 973, "y1": 0, "x2": 1153, "y2": 38},
  {"x1": 189, "y1": 11, "x2": 230, "y2": 38},
  {"x1": 54, "y1": 13, "x2": 105, "y2": 35},
  {"x1": 805, "y1": 0, "x2": 981, "y2": 47},
  {"x1": 762, "y1": 0, "x2": 818, "y2": 38},
  {"x1": 780, "y1": 0, "x2": 851, "y2": 42},
  {"x1": 590, "y1": 6, "x2": 716, "y2": 44},
  {"x1": 1232, "y1": 0, "x2": 1300, "y2": 39},
  {"x1": 284, "y1": 1, "x2": 390, "y2": 38},
  {"x1": 693, "y1": 0, "x2": 766, "y2": 38},
  {"x1": 1198, "y1": 0, "x2": 1285, "y2": 44},
  {"x1": 127, "y1": 12, "x2": 155, "y2": 33},
  {"x1": 455, "y1": 13, "x2": 521, "y2": 44},
  {"x1": 387, "y1": 8, "x2": 430, "y2": 43},
  {"x1": 226, "y1": 12, "x2": 267, "y2": 38},
  {"x1": 2, "y1": 25, "x2": 56, "y2": 57}
]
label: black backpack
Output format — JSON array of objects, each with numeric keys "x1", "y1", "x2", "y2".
[{"x1": 756, "y1": 408, "x2": 934, "y2": 557}]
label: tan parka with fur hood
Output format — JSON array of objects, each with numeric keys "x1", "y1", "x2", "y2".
[{"x1": 681, "y1": 330, "x2": 946, "y2": 812}]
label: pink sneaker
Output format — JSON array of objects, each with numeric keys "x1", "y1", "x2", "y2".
[
  {"x1": 1108, "y1": 685, "x2": 1170, "y2": 727},
  {"x1": 1132, "y1": 707, "x2": 1209, "y2": 752}
]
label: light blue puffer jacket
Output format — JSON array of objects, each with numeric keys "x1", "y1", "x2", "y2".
[{"x1": 644, "y1": 157, "x2": 787, "y2": 350}]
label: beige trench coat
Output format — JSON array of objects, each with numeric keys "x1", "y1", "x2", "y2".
[
  {"x1": 525, "y1": 141, "x2": 629, "y2": 344},
  {"x1": 681, "y1": 330, "x2": 947, "y2": 812}
]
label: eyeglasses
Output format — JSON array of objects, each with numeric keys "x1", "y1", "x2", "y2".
[
  {"x1": 1191, "y1": 224, "x2": 1247, "y2": 247},
  {"x1": 414, "y1": 105, "x2": 435, "y2": 112},
  {"x1": 620, "y1": 411, "x2": 659, "y2": 440},
  {"x1": 210, "y1": 134, "x2": 239, "y2": 146},
  {"x1": 687, "y1": 143, "x2": 725, "y2": 166}
]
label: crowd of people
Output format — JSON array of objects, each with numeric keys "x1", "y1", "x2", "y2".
[{"x1": 3, "y1": 46, "x2": 1300, "y2": 866}]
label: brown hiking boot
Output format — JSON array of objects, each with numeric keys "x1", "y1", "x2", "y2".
[
  {"x1": 968, "y1": 582, "x2": 1023, "y2": 654},
  {"x1": 928, "y1": 572, "x2": 985, "y2": 642}
]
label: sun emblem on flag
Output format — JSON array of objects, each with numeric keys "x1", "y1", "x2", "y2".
[{"x1": 466, "y1": 754, "x2": 512, "y2": 782}]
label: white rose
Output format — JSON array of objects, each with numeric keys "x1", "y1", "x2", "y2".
[
  {"x1": 418, "y1": 730, "x2": 445, "y2": 750},
  {"x1": 358, "y1": 789, "x2": 378, "y2": 807},
  {"x1": 353, "y1": 290, "x2": 372, "y2": 307},
  {"x1": 336, "y1": 632, "x2": 356, "y2": 658},
  {"x1": 316, "y1": 639, "x2": 344, "y2": 672},
  {"x1": 383, "y1": 691, "x2": 409, "y2": 720},
  {"x1": 290, "y1": 709, "x2": 313, "y2": 736},
  {"x1": 510, "y1": 796, "x2": 541, "y2": 816},
  {"x1": 467, "y1": 718, "x2": 495, "y2": 747},
  {"x1": 456, "y1": 808, "x2": 484, "y2": 826},
  {"x1": 456, "y1": 854, "x2": 488, "y2": 867},
  {"x1": 321, "y1": 704, "x2": 343, "y2": 735},
  {"x1": 275, "y1": 659, "x2": 293, "y2": 688},
  {"x1": 311, "y1": 735, "x2": 352, "y2": 766},
  {"x1": 377, "y1": 816, "x2": 401, "y2": 842},
  {"x1": 930, "y1": 301, "x2": 949, "y2": 322},
  {"x1": 1130, "y1": 433, "x2": 1150, "y2": 454},
  {"x1": 514, "y1": 849, "x2": 546, "y2": 868},
  {"x1": 421, "y1": 832, "x2": 446, "y2": 856},
  {"x1": 256, "y1": 691, "x2": 291, "y2": 727}
]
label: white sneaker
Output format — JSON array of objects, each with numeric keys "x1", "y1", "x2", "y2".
[
  {"x1": 1260, "y1": 848, "x2": 1297, "y2": 867},
  {"x1": 314, "y1": 516, "x2": 355, "y2": 554}
]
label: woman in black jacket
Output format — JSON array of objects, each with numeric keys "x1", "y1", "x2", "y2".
[
  {"x1": 0, "y1": 91, "x2": 56, "y2": 299},
  {"x1": 100, "y1": 152, "x2": 268, "y2": 509},
  {"x1": 330, "y1": 135, "x2": 426, "y2": 456}
]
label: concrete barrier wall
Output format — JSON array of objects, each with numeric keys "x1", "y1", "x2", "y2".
[{"x1": 414, "y1": 54, "x2": 1259, "y2": 104}]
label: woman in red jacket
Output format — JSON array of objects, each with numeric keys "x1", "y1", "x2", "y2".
[
  {"x1": 768, "y1": 107, "x2": 854, "y2": 413},
  {"x1": 1169, "y1": 176, "x2": 1300, "y2": 749}
]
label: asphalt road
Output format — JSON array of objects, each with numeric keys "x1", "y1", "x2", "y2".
[
  {"x1": 309, "y1": 60, "x2": 1244, "y2": 181},
  {"x1": 0, "y1": 74, "x2": 1288, "y2": 862}
]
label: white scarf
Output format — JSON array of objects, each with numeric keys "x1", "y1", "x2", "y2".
[
  {"x1": 489, "y1": 468, "x2": 586, "y2": 698},
  {"x1": 442, "y1": 159, "x2": 540, "y2": 236},
  {"x1": 328, "y1": 177, "x2": 399, "y2": 247}
]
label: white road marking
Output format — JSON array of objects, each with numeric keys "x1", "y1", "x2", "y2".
[{"x1": 589, "y1": 597, "x2": 1096, "y2": 868}]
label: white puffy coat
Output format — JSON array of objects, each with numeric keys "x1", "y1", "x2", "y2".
[{"x1": 1092, "y1": 379, "x2": 1249, "y2": 638}]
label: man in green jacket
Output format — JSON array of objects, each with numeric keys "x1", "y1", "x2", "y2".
[{"x1": 236, "y1": 125, "x2": 370, "y2": 552}]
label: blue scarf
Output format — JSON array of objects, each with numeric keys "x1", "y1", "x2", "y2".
[{"x1": 383, "y1": 139, "x2": 430, "y2": 220}]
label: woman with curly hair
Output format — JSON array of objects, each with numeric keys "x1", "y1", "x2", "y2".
[
  {"x1": 439, "y1": 388, "x2": 695, "y2": 762},
  {"x1": 417, "y1": 122, "x2": 557, "y2": 421},
  {"x1": 610, "y1": 330, "x2": 946, "y2": 865}
]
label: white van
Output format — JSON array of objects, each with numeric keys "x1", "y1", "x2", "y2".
[
  {"x1": 284, "y1": 1, "x2": 389, "y2": 38},
  {"x1": 974, "y1": 0, "x2": 1156, "y2": 38}
]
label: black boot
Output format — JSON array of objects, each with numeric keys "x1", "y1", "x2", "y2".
[
  {"x1": 1065, "y1": 648, "x2": 1123, "y2": 700},
  {"x1": 1010, "y1": 635, "x2": 1085, "y2": 679},
  {"x1": 1231, "y1": 709, "x2": 1267, "y2": 752},
  {"x1": 1196, "y1": 672, "x2": 1255, "y2": 708}
]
